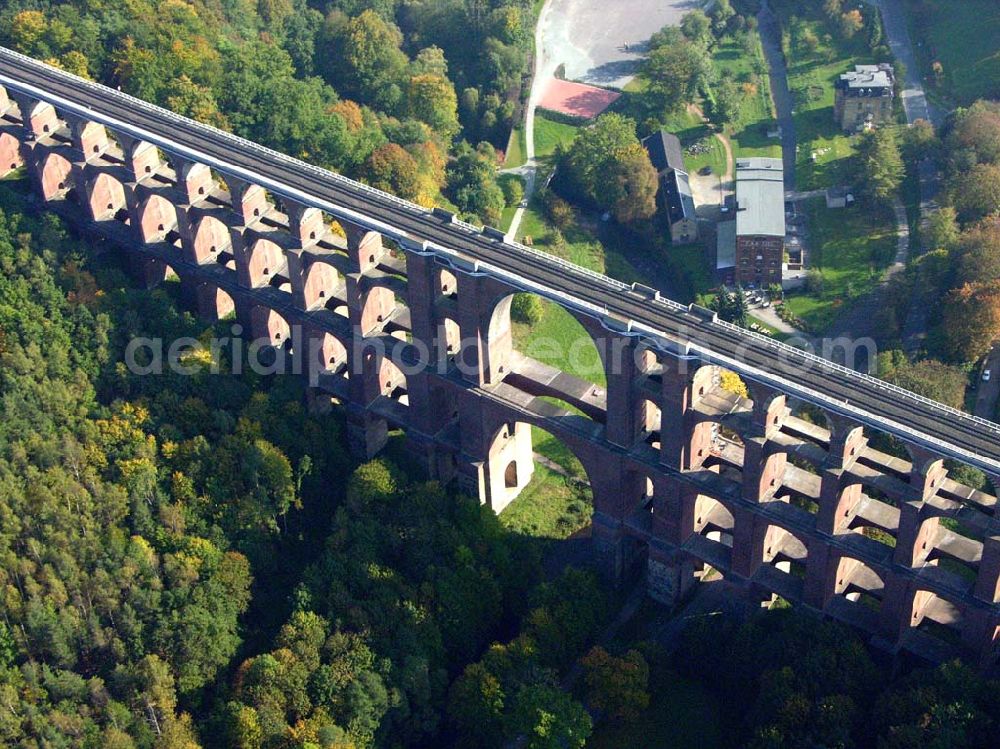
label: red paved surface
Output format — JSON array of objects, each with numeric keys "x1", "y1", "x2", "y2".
[{"x1": 537, "y1": 78, "x2": 621, "y2": 119}]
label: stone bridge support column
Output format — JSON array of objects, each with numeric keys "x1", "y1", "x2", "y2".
[
  {"x1": 600, "y1": 332, "x2": 639, "y2": 448},
  {"x1": 452, "y1": 271, "x2": 513, "y2": 387},
  {"x1": 398, "y1": 247, "x2": 457, "y2": 482},
  {"x1": 591, "y1": 460, "x2": 641, "y2": 587},
  {"x1": 659, "y1": 357, "x2": 696, "y2": 470},
  {"x1": 730, "y1": 508, "x2": 765, "y2": 582},
  {"x1": 741, "y1": 382, "x2": 788, "y2": 505},
  {"x1": 65, "y1": 115, "x2": 109, "y2": 161},
  {"x1": 11, "y1": 94, "x2": 59, "y2": 138}
]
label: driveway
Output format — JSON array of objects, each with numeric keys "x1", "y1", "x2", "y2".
[
  {"x1": 539, "y1": 0, "x2": 705, "y2": 89},
  {"x1": 862, "y1": 0, "x2": 944, "y2": 128}
]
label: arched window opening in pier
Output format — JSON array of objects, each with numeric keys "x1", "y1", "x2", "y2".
[
  {"x1": 763, "y1": 525, "x2": 809, "y2": 580},
  {"x1": 87, "y1": 172, "x2": 127, "y2": 223},
  {"x1": 834, "y1": 556, "x2": 885, "y2": 613},
  {"x1": 249, "y1": 306, "x2": 292, "y2": 353},
  {"x1": 302, "y1": 260, "x2": 344, "y2": 312},
  {"x1": 0, "y1": 132, "x2": 23, "y2": 177},
  {"x1": 247, "y1": 238, "x2": 287, "y2": 289},
  {"x1": 910, "y1": 589, "x2": 964, "y2": 650},
  {"x1": 139, "y1": 194, "x2": 180, "y2": 245},
  {"x1": 437, "y1": 268, "x2": 458, "y2": 300},
  {"x1": 913, "y1": 515, "x2": 982, "y2": 591},
  {"x1": 192, "y1": 215, "x2": 232, "y2": 264},
  {"x1": 39, "y1": 151, "x2": 74, "y2": 202}
]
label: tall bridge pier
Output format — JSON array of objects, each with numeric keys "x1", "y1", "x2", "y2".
[{"x1": 3, "y1": 51, "x2": 1000, "y2": 668}]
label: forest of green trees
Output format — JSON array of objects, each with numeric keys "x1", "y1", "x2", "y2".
[
  {"x1": 3, "y1": 0, "x2": 1000, "y2": 747},
  {"x1": 0, "y1": 0, "x2": 534, "y2": 223}
]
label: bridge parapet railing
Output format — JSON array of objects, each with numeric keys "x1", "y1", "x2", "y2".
[{"x1": 712, "y1": 317, "x2": 1000, "y2": 436}]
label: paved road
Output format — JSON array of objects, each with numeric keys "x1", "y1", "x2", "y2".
[
  {"x1": 863, "y1": 0, "x2": 944, "y2": 128},
  {"x1": 5, "y1": 49, "x2": 1000, "y2": 473},
  {"x1": 973, "y1": 346, "x2": 1000, "y2": 421},
  {"x1": 758, "y1": 0, "x2": 797, "y2": 191}
]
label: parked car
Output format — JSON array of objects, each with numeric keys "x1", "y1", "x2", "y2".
[
  {"x1": 984, "y1": 369, "x2": 992, "y2": 382},
  {"x1": 761, "y1": 299, "x2": 772, "y2": 308}
]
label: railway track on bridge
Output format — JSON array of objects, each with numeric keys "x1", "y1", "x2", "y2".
[{"x1": 2, "y1": 47, "x2": 999, "y2": 475}]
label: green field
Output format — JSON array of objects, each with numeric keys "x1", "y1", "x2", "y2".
[
  {"x1": 534, "y1": 113, "x2": 580, "y2": 161},
  {"x1": 504, "y1": 125, "x2": 527, "y2": 167},
  {"x1": 783, "y1": 197, "x2": 898, "y2": 330},
  {"x1": 775, "y1": 8, "x2": 870, "y2": 190},
  {"x1": 712, "y1": 34, "x2": 782, "y2": 160},
  {"x1": 499, "y1": 461, "x2": 592, "y2": 539},
  {"x1": 904, "y1": 0, "x2": 1000, "y2": 106}
]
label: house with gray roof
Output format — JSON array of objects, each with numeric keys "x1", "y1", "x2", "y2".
[
  {"x1": 834, "y1": 63, "x2": 895, "y2": 131},
  {"x1": 641, "y1": 130, "x2": 698, "y2": 245}
]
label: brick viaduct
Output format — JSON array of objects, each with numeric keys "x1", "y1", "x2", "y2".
[{"x1": 3, "y1": 52, "x2": 1000, "y2": 668}]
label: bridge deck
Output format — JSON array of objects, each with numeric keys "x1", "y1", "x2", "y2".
[{"x1": 2, "y1": 47, "x2": 999, "y2": 474}]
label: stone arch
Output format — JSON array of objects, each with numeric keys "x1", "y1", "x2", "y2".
[
  {"x1": 247, "y1": 238, "x2": 286, "y2": 288},
  {"x1": 834, "y1": 556, "x2": 885, "y2": 606},
  {"x1": 910, "y1": 589, "x2": 964, "y2": 646},
  {"x1": 438, "y1": 267, "x2": 458, "y2": 299},
  {"x1": 302, "y1": 260, "x2": 344, "y2": 311},
  {"x1": 308, "y1": 330, "x2": 349, "y2": 377},
  {"x1": 634, "y1": 343, "x2": 665, "y2": 378},
  {"x1": 87, "y1": 172, "x2": 128, "y2": 222},
  {"x1": 0, "y1": 131, "x2": 23, "y2": 177},
  {"x1": 39, "y1": 150, "x2": 74, "y2": 201},
  {"x1": 139, "y1": 194, "x2": 180, "y2": 244},
  {"x1": 762, "y1": 523, "x2": 809, "y2": 576},
  {"x1": 195, "y1": 282, "x2": 235, "y2": 321},
  {"x1": 439, "y1": 316, "x2": 461, "y2": 357},
  {"x1": 486, "y1": 290, "x2": 608, "y2": 387},
  {"x1": 359, "y1": 284, "x2": 398, "y2": 334},
  {"x1": 636, "y1": 396, "x2": 662, "y2": 449},
  {"x1": 377, "y1": 353, "x2": 409, "y2": 405},
  {"x1": 694, "y1": 494, "x2": 736, "y2": 541},
  {"x1": 687, "y1": 363, "x2": 749, "y2": 473},
  {"x1": 191, "y1": 215, "x2": 232, "y2": 264},
  {"x1": 912, "y1": 515, "x2": 982, "y2": 589},
  {"x1": 250, "y1": 305, "x2": 292, "y2": 350}
]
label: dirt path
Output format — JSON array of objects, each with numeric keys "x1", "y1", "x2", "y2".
[
  {"x1": 685, "y1": 104, "x2": 734, "y2": 212},
  {"x1": 503, "y1": 0, "x2": 556, "y2": 239},
  {"x1": 758, "y1": 0, "x2": 797, "y2": 190}
]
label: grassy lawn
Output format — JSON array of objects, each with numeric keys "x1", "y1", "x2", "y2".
[
  {"x1": 772, "y1": 3, "x2": 874, "y2": 189},
  {"x1": 783, "y1": 197, "x2": 897, "y2": 330},
  {"x1": 712, "y1": 33, "x2": 782, "y2": 160},
  {"x1": 504, "y1": 125, "x2": 527, "y2": 168},
  {"x1": 903, "y1": 0, "x2": 1000, "y2": 106},
  {"x1": 588, "y1": 669, "x2": 723, "y2": 749},
  {"x1": 534, "y1": 113, "x2": 580, "y2": 162},
  {"x1": 499, "y1": 462, "x2": 592, "y2": 540},
  {"x1": 513, "y1": 298, "x2": 606, "y2": 386}
]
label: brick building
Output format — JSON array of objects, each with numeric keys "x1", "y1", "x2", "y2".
[{"x1": 717, "y1": 158, "x2": 785, "y2": 287}]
